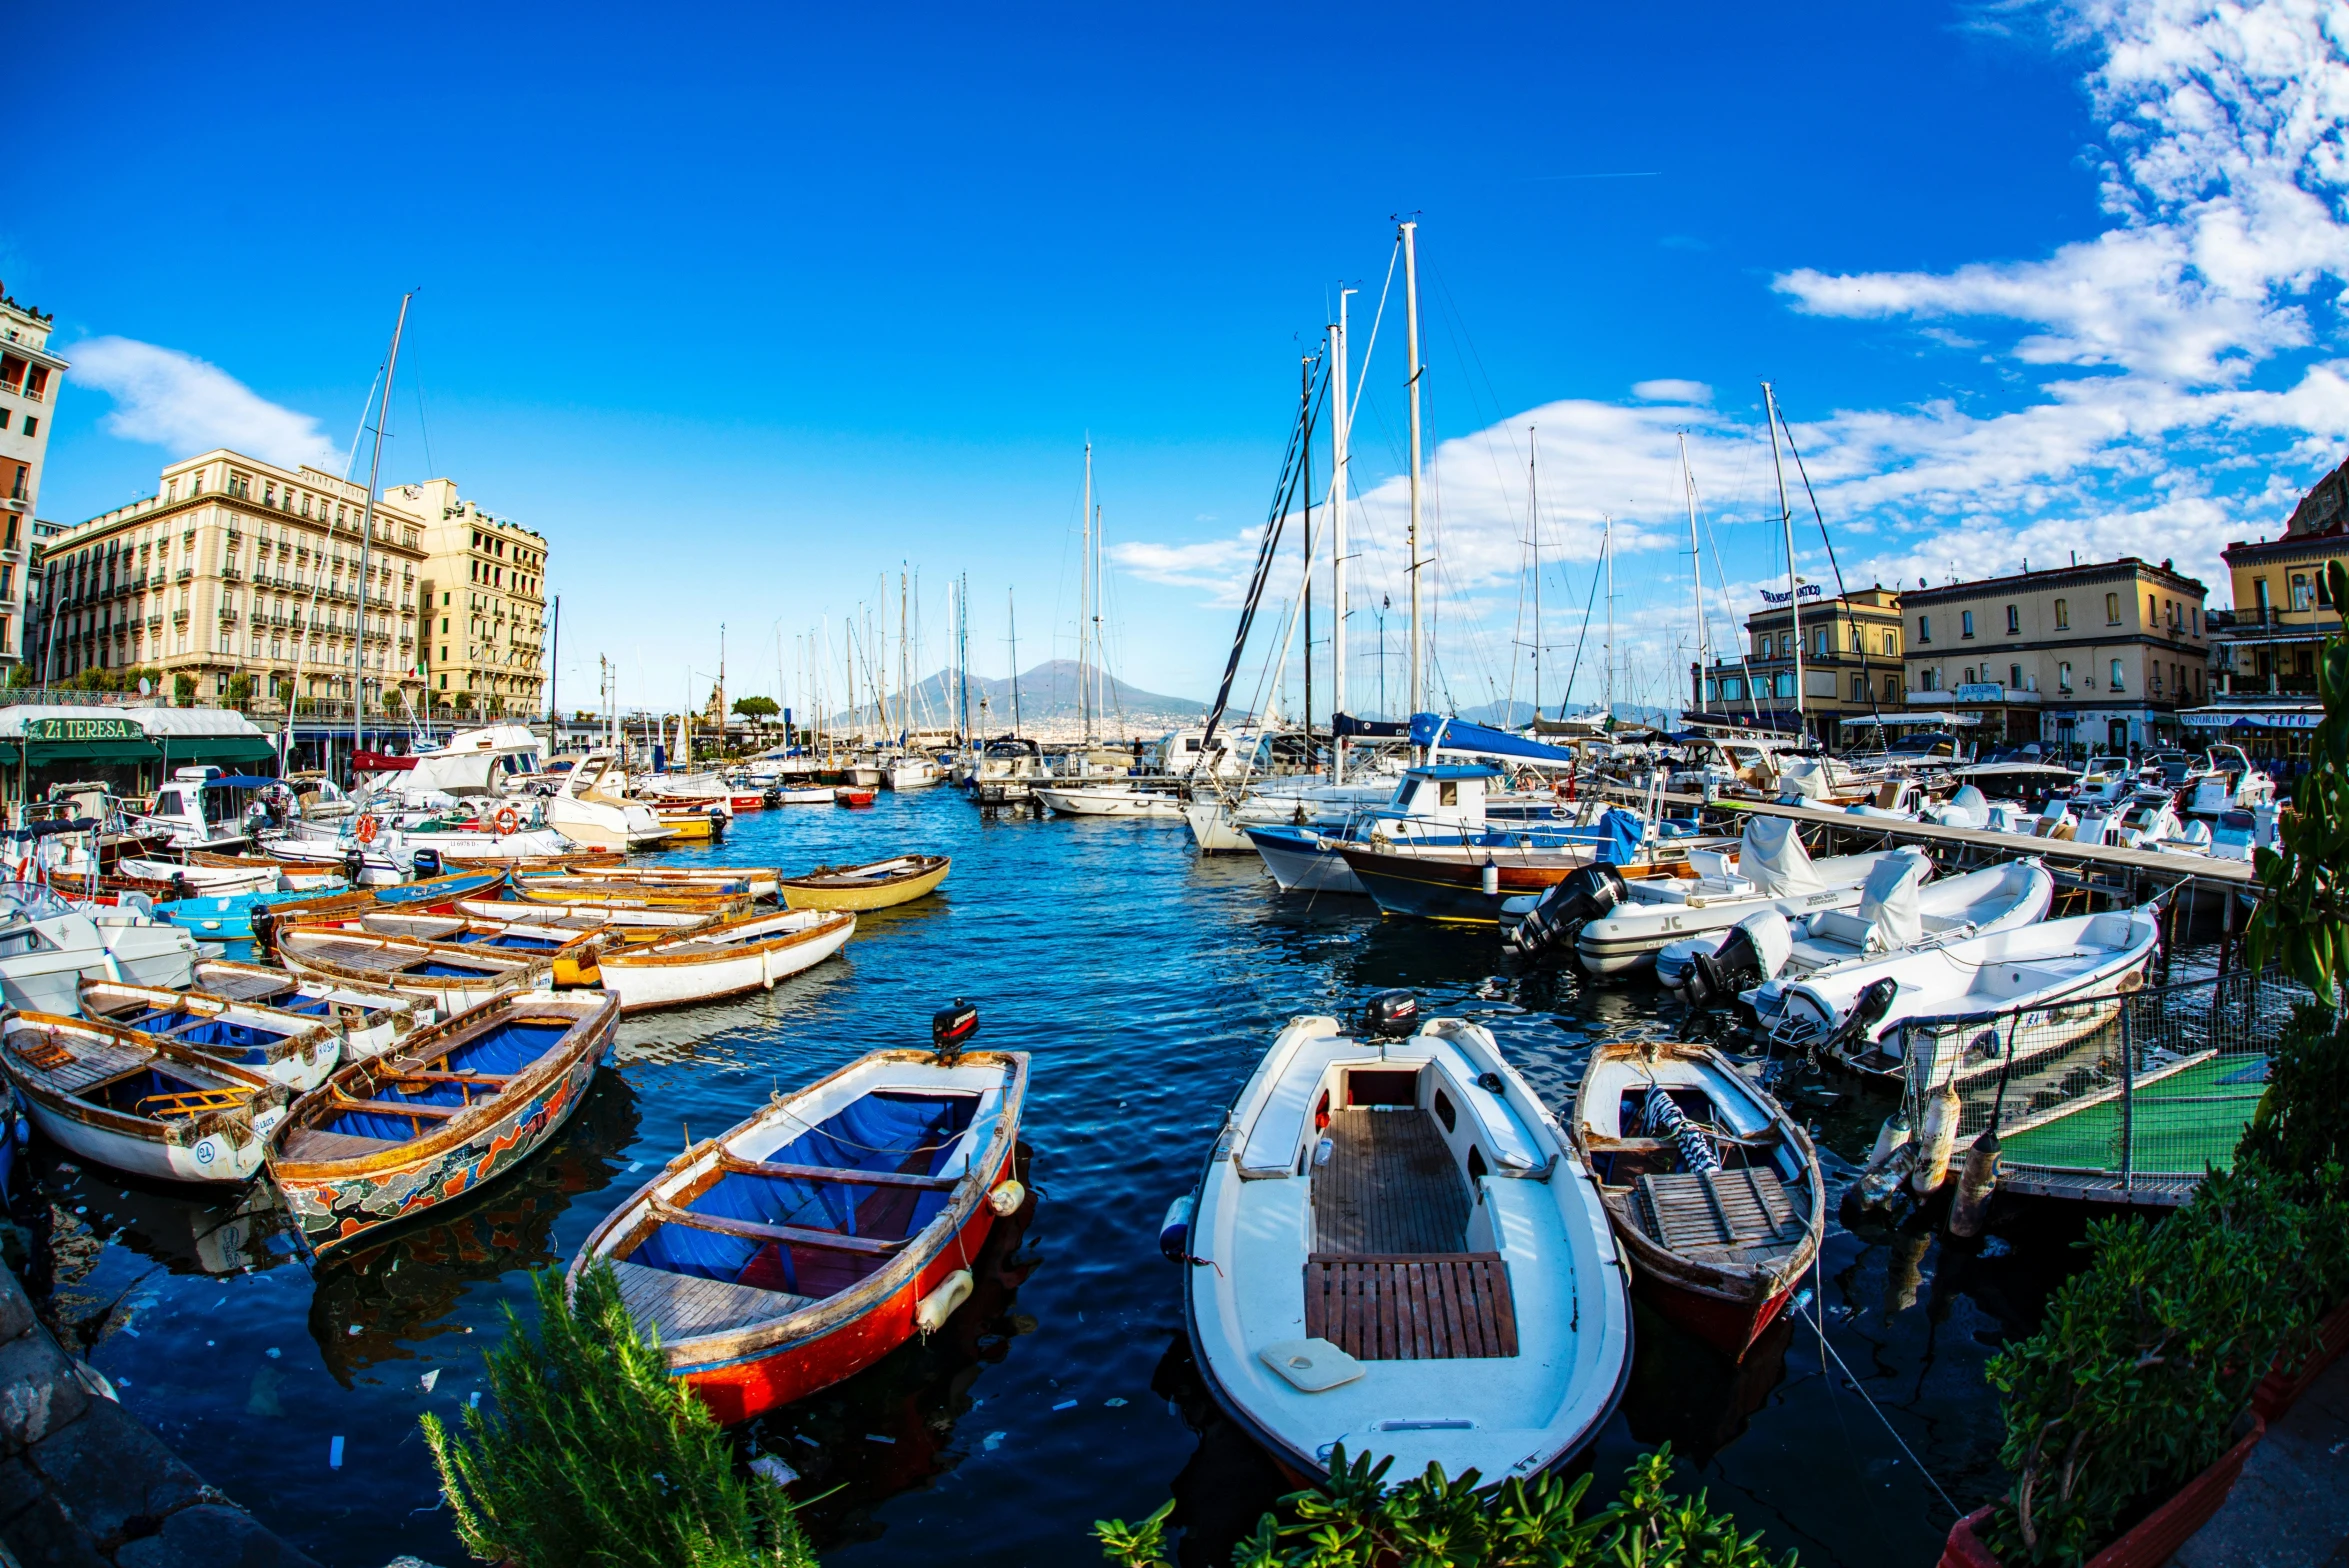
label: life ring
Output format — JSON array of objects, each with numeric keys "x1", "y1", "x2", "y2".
[
  {"x1": 495, "y1": 806, "x2": 521, "y2": 836},
  {"x1": 355, "y1": 814, "x2": 380, "y2": 845}
]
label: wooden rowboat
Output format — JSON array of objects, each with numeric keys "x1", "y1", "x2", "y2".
[
  {"x1": 653, "y1": 812, "x2": 725, "y2": 842},
  {"x1": 777, "y1": 855, "x2": 950, "y2": 912},
  {"x1": 78, "y1": 978, "x2": 343, "y2": 1093},
  {"x1": 277, "y1": 925, "x2": 557, "y2": 1013},
  {"x1": 522, "y1": 865, "x2": 783, "y2": 901},
  {"x1": 573, "y1": 1032, "x2": 1026, "y2": 1422},
  {"x1": 451, "y1": 896, "x2": 713, "y2": 943},
  {"x1": 185, "y1": 958, "x2": 430, "y2": 1059},
  {"x1": 595, "y1": 909, "x2": 855, "y2": 1013},
  {"x1": 834, "y1": 788, "x2": 876, "y2": 808},
  {"x1": 271, "y1": 989, "x2": 619, "y2": 1255},
  {"x1": 508, "y1": 875, "x2": 756, "y2": 916},
  {"x1": 246, "y1": 871, "x2": 513, "y2": 952},
  {"x1": 0, "y1": 1012, "x2": 288, "y2": 1183},
  {"x1": 354, "y1": 913, "x2": 622, "y2": 988},
  {"x1": 441, "y1": 851, "x2": 625, "y2": 873},
  {"x1": 1568, "y1": 1040, "x2": 1824, "y2": 1359}
]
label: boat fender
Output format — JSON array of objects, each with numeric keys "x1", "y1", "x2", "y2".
[
  {"x1": 987, "y1": 1179, "x2": 1026, "y2": 1217},
  {"x1": 1158, "y1": 1194, "x2": 1193, "y2": 1263},
  {"x1": 914, "y1": 1269, "x2": 974, "y2": 1336},
  {"x1": 1911, "y1": 1082, "x2": 1962, "y2": 1197},
  {"x1": 1948, "y1": 1129, "x2": 2001, "y2": 1238},
  {"x1": 1866, "y1": 1109, "x2": 1912, "y2": 1172},
  {"x1": 1480, "y1": 858, "x2": 1500, "y2": 897}
]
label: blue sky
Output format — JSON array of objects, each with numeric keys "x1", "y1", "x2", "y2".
[{"x1": 19, "y1": 1, "x2": 2349, "y2": 719}]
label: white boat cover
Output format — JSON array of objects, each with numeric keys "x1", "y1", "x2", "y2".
[
  {"x1": 1738, "y1": 816, "x2": 1823, "y2": 897},
  {"x1": 1855, "y1": 852, "x2": 1927, "y2": 949},
  {"x1": 1778, "y1": 757, "x2": 1831, "y2": 801},
  {"x1": 1936, "y1": 784, "x2": 1990, "y2": 829}
]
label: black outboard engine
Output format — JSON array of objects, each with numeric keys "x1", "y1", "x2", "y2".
[
  {"x1": 1819, "y1": 976, "x2": 1900, "y2": 1060},
  {"x1": 763, "y1": 788, "x2": 783, "y2": 809},
  {"x1": 1504, "y1": 864, "x2": 1625, "y2": 959},
  {"x1": 343, "y1": 848, "x2": 366, "y2": 886},
  {"x1": 412, "y1": 848, "x2": 443, "y2": 880},
  {"x1": 1685, "y1": 923, "x2": 1765, "y2": 1012},
  {"x1": 932, "y1": 998, "x2": 980, "y2": 1063},
  {"x1": 1363, "y1": 989, "x2": 1418, "y2": 1038},
  {"x1": 168, "y1": 871, "x2": 193, "y2": 904}
]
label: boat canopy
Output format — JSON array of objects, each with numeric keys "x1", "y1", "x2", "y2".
[
  {"x1": 1406, "y1": 714, "x2": 1579, "y2": 767},
  {"x1": 1738, "y1": 816, "x2": 1824, "y2": 897},
  {"x1": 1856, "y1": 853, "x2": 1927, "y2": 948}
]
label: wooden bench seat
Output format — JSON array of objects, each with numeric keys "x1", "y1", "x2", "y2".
[
  {"x1": 1635, "y1": 1168, "x2": 1798, "y2": 1260},
  {"x1": 1303, "y1": 1252, "x2": 1518, "y2": 1361}
]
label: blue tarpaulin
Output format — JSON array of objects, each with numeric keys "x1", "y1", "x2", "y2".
[{"x1": 1408, "y1": 713, "x2": 1583, "y2": 767}]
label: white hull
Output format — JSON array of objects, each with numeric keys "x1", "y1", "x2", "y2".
[
  {"x1": 597, "y1": 911, "x2": 855, "y2": 1013},
  {"x1": 1187, "y1": 1014, "x2": 1629, "y2": 1484},
  {"x1": 772, "y1": 787, "x2": 836, "y2": 805},
  {"x1": 0, "y1": 919, "x2": 200, "y2": 1016},
  {"x1": 883, "y1": 761, "x2": 943, "y2": 790},
  {"x1": 22, "y1": 1098, "x2": 270, "y2": 1183},
  {"x1": 1250, "y1": 832, "x2": 1367, "y2": 894},
  {"x1": 1575, "y1": 846, "x2": 1916, "y2": 976},
  {"x1": 1036, "y1": 785, "x2": 1184, "y2": 818},
  {"x1": 120, "y1": 860, "x2": 281, "y2": 894}
]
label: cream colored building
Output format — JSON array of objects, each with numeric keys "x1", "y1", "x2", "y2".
[
  {"x1": 1693, "y1": 586, "x2": 1906, "y2": 742},
  {"x1": 38, "y1": 450, "x2": 426, "y2": 712},
  {"x1": 390, "y1": 479, "x2": 549, "y2": 719},
  {"x1": 1900, "y1": 557, "x2": 2209, "y2": 751},
  {"x1": 0, "y1": 285, "x2": 67, "y2": 669}
]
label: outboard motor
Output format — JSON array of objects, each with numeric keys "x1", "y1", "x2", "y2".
[
  {"x1": 1819, "y1": 977, "x2": 1900, "y2": 1059},
  {"x1": 932, "y1": 998, "x2": 980, "y2": 1063},
  {"x1": 412, "y1": 847, "x2": 444, "y2": 880},
  {"x1": 342, "y1": 848, "x2": 367, "y2": 886},
  {"x1": 1363, "y1": 989, "x2": 1418, "y2": 1038},
  {"x1": 168, "y1": 871, "x2": 193, "y2": 904},
  {"x1": 1504, "y1": 864, "x2": 1625, "y2": 959},
  {"x1": 1683, "y1": 911, "x2": 1792, "y2": 1012}
]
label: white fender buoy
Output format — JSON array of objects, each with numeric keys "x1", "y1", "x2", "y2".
[
  {"x1": 1911, "y1": 1083, "x2": 1962, "y2": 1196},
  {"x1": 1480, "y1": 859, "x2": 1500, "y2": 897},
  {"x1": 987, "y1": 1180, "x2": 1026, "y2": 1217},
  {"x1": 915, "y1": 1269, "x2": 974, "y2": 1334},
  {"x1": 1867, "y1": 1110, "x2": 1912, "y2": 1172}
]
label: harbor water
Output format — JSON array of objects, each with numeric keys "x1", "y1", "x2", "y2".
[{"x1": 37, "y1": 790, "x2": 2127, "y2": 1566}]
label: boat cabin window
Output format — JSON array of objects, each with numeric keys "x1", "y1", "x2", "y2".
[
  {"x1": 1345, "y1": 1068, "x2": 1419, "y2": 1108},
  {"x1": 153, "y1": 788, "x2": 185, "y2": 816},
  {"x1": 1393, "y1": 777, "x2": 1422, "y2": 810},
  {"x1": 1432, "y1": 1087, "x2": 1456, "y2": 1133},
  {"x1": 1439, "y1": 780, "x2": 1459, "y2": 807}
]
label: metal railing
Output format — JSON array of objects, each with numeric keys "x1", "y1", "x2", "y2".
[{"x1": 1899, "y1": 966, "x2": 2304, "y2": 1202}]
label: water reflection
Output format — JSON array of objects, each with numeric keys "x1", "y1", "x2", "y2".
[{"x1": 306, "y1": 1074, "x2": 640, "y2": 1384}]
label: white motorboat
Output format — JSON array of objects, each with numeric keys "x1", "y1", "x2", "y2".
[
  {"x1": 592, "y1": 909, "x2": 856, "y2": 1012},
  {"x1": 772, "y1": 786, "x2": 836, "y2": 805},
  {"x1": 1178, "y1": 1003, "x2": 1630, "y2": 1485},
  {"x1": 77, "y1": 978, "x2": 343, "y2": 1093},
  {"x1": 1563, "y1": 817, "x2": 1925, "y2": 976},
  {"x1": 117, "y1": 858, "x2": 283, "y2": 895},
  {"x1": 358, "y1": 724, "x2": 546, "y2": 805},
  {"x1": 2185, "y1": 744, "x2": 2277, "y2": 818},
  {"x1": 546, "y1": 750, "x2": 670, "y2": 851},
  {"x1": 1753, "y1": 905, "x2": 2162, "y2": 1084},
  {"x1": 1034, "y1": 782, "x2": 1185, "y2": 818},
  {"x1": 1658, "y1": 855, "x2": 2054, "y2": 1001},
  {"x1": 0, "y1": 1011, "x2": 288, "y2": 1183},
  {"x1": 119, "y1": 767, "x2": 269, "y2": 852},
  {"x1": 883, "y1": 757, "x2": 943, "y2": 791},
  {"x1": 1184, "y1": 777, "x2": 1397, "y2": 854},
  {"x1": 0, "y1": 883, "x2": 199, "y2": 1013},
  {"x1": 1248, "y1": 823, "x2": 1370, "y2": 894}
]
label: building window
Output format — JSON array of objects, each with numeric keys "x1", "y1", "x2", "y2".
[
  {"x1": 17, "y1": 418, "x2": 30, "y2": 438},
  {"x1": 2108, "y1": 591, "x2": 2124, "y2": 624},
  {"x1": 1962, "y1": 666, "x2": 1976, "y2": 685},
  {"x1": 1918, "y1": 615, "x2": 1931, "y2": 643},
  {"x1": 2005, "y1": 604, "x2": 2019, "y2": 634},
  {"x1": 2010, "y1": 663, "x2": 2022, "y2": 688},
  {"x1": 1720, "y1": 676, "x2": 1743, "y2": 701},
  {"x1": 1921, "y1": 668, "x2": 1941, "y2": 691},
  {"x1": 1813, "y1": 627, "x2": 1829, "y2": 657},
  {"x1": 1961, "y1": 610, "x2": 1975, "y2": 638},
  {"x1": 2053, "y1": 597, "x2": 2068, "y2": 629},
  {"x1": 2110, "y1": 658, "x2": 2126, "y2": 691},
  {"x1": 1851, "y1": 673, "x2": 1867, "y2": 701},
  {"x1": 2297, "y1": 574, "x2": 2316, "y2": 610},
  {"x1": 2254, "y1": 578, "x2": 2270, "y2": 614},
  {"x1": 2148, "y1": 593, "x2": 2158, "y2": 623},
  {"x1": 1774, "y1": 672, "x2": 1794, "y2": 699}
]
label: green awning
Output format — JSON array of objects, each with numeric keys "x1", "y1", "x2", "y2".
[
  {"x1": 159, "y1": 735, "x2": 280, "y2": 764},
  {"x1": 26, "y1": 740, "x2": 164, "y2": 764}
]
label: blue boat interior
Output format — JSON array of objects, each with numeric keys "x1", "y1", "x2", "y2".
[
  {"x1": 412, "y1": 959, "x2": 508, "y2": 978},
  {"x1": 450, "y1": 930, "x2": 564, "y2": 951},
  {"x1": 374, "y1": 873, "x2": 503, "y2": 906},
  {"x1": 93, "y1": 1066, "x2": 213, "y2": 1115},
  {"x1": 319, "y1": 1020, "x2": 569, "y2": 1142},
  {"x1": 631, "y1": 1089, "x2": 980, "y2": 1300},
  {"x1": 116, "y1": 1008, "x2": 295, "y2": 1068}
]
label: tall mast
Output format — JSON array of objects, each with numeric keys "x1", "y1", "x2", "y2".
[
  {"x1": 1681, "y1": 434, "x2": 1707, "y2": 714},
  {"x1": 1603, "y1": 517, "x2": 1616, "y2": 724},
  {"x1": 1007, "y1": 586, "x2": 1022, "y2": 737},
  {"x1": 349, "y1": 290, "x2": 410, "y2": 772},
  {"x1": 1093, "y1": 502, "x2": 1105, "y2": 739},
  {"x1": 897, "y1": 570, "x2": 909, "y2": 744},
  {"x1": 1402, "y1": 220, "x2": 1425, "y2": 717},
  {"x1": 717, "y1": 622, "x2": 726, "y2": 757},
  {"x1": 1331, "y1": 291, "x2": 1353, "y2": 783},
  {"x1": 1529, "y1": 427, "x2": 1540, "y2": 725},
  {"x1": 1763, "y1": 382, "x2": 1804, "y2": 731},
  {"x1": 1301, "y1": 353, "x2": 1313, "y2": 753},
  {"x1": 546, "y1": 594, "x2": 560, "y2": 757},
  {"x1": 1080, "y1": 443, "x2": 1093, "y2": 744}
]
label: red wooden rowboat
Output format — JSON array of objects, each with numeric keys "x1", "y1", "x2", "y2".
[
  {"x1": 571, "y1": 1009, "x2": 1025, "y2": 1423},
  {"x1": 835, "y1": 788, "x2": 876, "y2": 808}
]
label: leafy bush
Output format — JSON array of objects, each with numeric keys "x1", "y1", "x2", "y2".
[
  {"x1": 2238, "y1": 1005, "x2": 2349, "y2": 1197},
  {"x1": 1977, "y1": 1161, "x2": 2347, "y2": 1564},
  {"x1": 1096, "y1": 1443, "x2": 1793, "y2": 1568},
  {"x1": 422, "y1": 1262, "x2": 814, "y2": 1568}
]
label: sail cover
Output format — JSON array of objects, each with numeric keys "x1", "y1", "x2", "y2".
[
  {"x1": 1856, "y1": 851, "x2": 1928, "y2": 948},
  {"x1": 1737, "y1": 815, "x2": 1824, "y2": 896},
  {"x1": 1406, "y1": 714, "x2": 1581, "y2": 767}
]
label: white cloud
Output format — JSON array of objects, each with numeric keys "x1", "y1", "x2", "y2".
[
  {"x1": 1109, "y1": 534, "x2": 1260, "y2": 605},
  {"x1": 1632, "y1": 379, "x2": 1713, "y2": 404},
  {"x1": 68, "y1": 337, "x2": 340, "y2": 471}
]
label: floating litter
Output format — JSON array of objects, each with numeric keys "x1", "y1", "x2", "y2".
[
  {"x1": 329, "y1": 1436, "x2": 345, "y2": 1470},
  {"x1": 205, "y1": 1340, "x2": 215, "y2": 1348},
  {"x1": 627, "y1": 1161, "x2": 642, "y2": 1173},
  {"x1": 265, "y1": 1348, "x2": 281, "y2": 1359},
  {"x1": 865, "y1": 1434, "x2": 896, "y2": 1445},
  {"x1": 749, "y1": 1455, "x2": 800, "y2": 1488},
  {"x1": 469, "y1": 1391, "x2": 482, "y2": 1408},
  {"x1": 348, "y1": 1326, "x2": 361, "y2": 1336},
  {"x1": 420, "y1": 1369, "x2": 440, "y2": 1393},
  {"x1": 121, "y1": 1327, "x2": 139, "y2": 1339},
  {"x1": 1052, "y1": 1399, "x2": 1078, "y2": 1411},
  {"x1": 983, "y1": 1431, "x2": 1006, "y2": 1451},
  {"x1": 1104, "y1": 1398, "x2": 1127, "y2": 1408}
]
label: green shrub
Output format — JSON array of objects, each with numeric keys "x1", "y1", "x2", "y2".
[
  {"x1": 2238, "y1": 1005, "x2": 2349, "y2": 1196},
  {"x1": 1095, "y1": 1443, "x2": 1793, "y2": 1568},
  {"x1": 421, "y1": 1262, "x2": 814, "y2": 1568},
  {"x1": 1978, "y1": 1160, "x2": 2344, "y2": 1564}
]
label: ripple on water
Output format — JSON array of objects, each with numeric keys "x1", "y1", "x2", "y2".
[{"x1": 45, "y1": 791, "x2": 2096, "y2": 1566}]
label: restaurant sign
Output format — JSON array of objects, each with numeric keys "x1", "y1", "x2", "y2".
[
  {"x1": 1954, "y1": 683, "x2": 2007, "y2": 703},
  {"x1": 22, "y1": 716, "x2": 147, "y2": 743}
]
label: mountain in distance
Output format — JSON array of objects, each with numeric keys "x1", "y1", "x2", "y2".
[
  {"x1": 821, "y1": 660, "x2": 1211, "y2": 733},
  {"x1": 1451, "y1": 698, "x2": 1684, "y2": 731}
]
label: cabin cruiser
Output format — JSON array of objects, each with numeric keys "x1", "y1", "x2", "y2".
[
  {"x1": 2184, "y1": 744, "x2": 2277, "y2": 817},
  {"x1": 0, "y1": 881, "x2": 199, "y2": 1013},
  {"x1": 358, "y1": 724, "x2": 546, "y2": 805},
  {"x1": 545, "y1": 749, "x2": 669, "y2": 851},
  {"x1": 1186, "y1": 773, "x2": 1401, "y2": 853},
  {"x1": 120, "y1": 768, "x2": 273, "y2": 852},
  {"x1": 1246, "y1": 763, "x2": 1599, "y2": 895}
]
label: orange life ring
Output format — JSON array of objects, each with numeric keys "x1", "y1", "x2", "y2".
[
  {"x1": 355, "y1": 814, "x2": 380, "y2": 845},
  {"x1": 495, "y1": 806, "x2": 521, "y2": 836}
]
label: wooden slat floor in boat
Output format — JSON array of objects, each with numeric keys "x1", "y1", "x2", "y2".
[
  {"x1": 1311, "y1": 1108, "x2": 1470, "y2": 1256},
  {"x1": 197, "y1": 972, "x2": 292, "y2": 1002},
  {"x1": 1635, "y1": 1168, "x2": 1799, "y2": 1263},
  {"x1": 609, "y1": 1258, "x2": 812, "y2": 1342},
  {"x1": 1303, "y1": 1253, "x2": 1518, "y2": 1360},
  {"x1": 25, "y1": 1037, "x2": 155, "y2": 1095},
  {"x1": 278, "y1": 1127, "x2": 401, "y2": 1162},
  {"x1": 294, "y1": 939, "x2": 424, "y2": 974}
]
